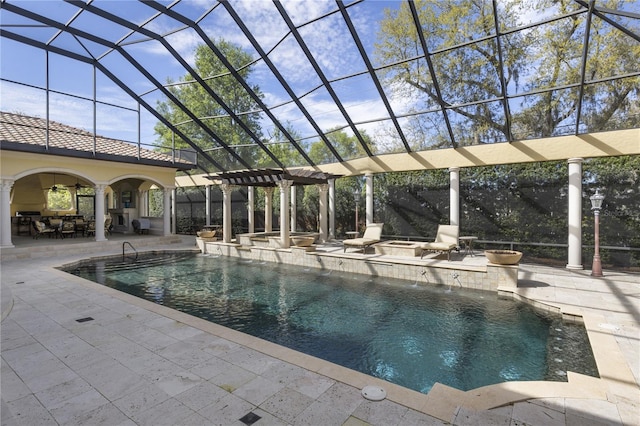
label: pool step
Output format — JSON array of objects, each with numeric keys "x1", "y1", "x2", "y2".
[{"x1": 69, "y1": 252, "x2": 194, "y2": 274}]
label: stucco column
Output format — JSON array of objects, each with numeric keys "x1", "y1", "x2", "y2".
[
  {"x1": 290, "y1": 185, "x2": 297, "y2": 233},
  {"x1": 264, "y1": 187, "x2": 274, "y2": 232},
  {"x1": 278, "y1": 180, "x2": 293, "y2": 248},
  {"x1": 318, "y1": 183, "x2": 328, "y2": 242},
  {"x1": 365, "y1": 174, "x2": 374, "y2": 225},
  {"x1": 247, "y1": 186, "x2": 255, "y2": 233},
  {"x1": 567, "y1": 158, "x2": 584, "y2": 269},
  {"x1": 138, "y1": 190, "x2": 146, "y2": 217},
  {"x1": 449, "y1": 167, "x2": 460, "y2": 226},
  {"x1": 69, "y1": 187, "x2": 77, "y2": 212},
  {"x1": 328, "y1": 178, "x2": 335, "y2": 240},
  {"x1": 1, "y1": 179, "x2": 15, "y2": 248},
  {"x1": 94, "y1": 184, "x2": 107, "y2": 242},
  {"x1": 205, "y1": 185, "x2": 211, "y2": 227},
  {"x1": 221, "y1": 184, "x2": 235, "y2": 243},
  {"x1": 165, "y1": 188, "x2": 174, "y2": 236}
]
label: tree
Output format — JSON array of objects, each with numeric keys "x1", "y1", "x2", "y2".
[
  {"x1": 514, "y1": 0, "x2": 640, "y2": 137},
  {"x1": 308, "y1": 127, "x2": 374, "y2": 164},
  {"x1": 374, "y1": 0, "x2": 639, "y2": 145},
  {"x1": 155, "y1": 39, "x2": 264, "y2": 171},
  {"x1": 375, "y1": 0, "x2": 526, "y2": 146},
  {"x1": 256, "y1": 124, "x2": 308, "y2": 168}
]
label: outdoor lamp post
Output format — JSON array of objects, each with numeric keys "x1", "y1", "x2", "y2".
[
  {"x1": 354, "y1": 188, "x2": 360, "y2": 233},
  {"x1": 590, "y1": 189, "x2": 605, "y2": 277}
]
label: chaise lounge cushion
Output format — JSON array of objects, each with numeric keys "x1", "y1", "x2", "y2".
[
  {"x1": 343, "y1": 223, "x2": 384, "y2": 253},
  {"x1": 420, "y1": 225, "x2": 459, "y2": 260}
]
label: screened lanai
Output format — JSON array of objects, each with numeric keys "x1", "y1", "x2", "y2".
[{"x1": 1, "y1": 0, "x2": 639, "y2": 267}]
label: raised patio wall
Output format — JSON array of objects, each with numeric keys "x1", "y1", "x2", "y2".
[{"x1": 198, "y1": 240, "x2": 518, "y2": 291}]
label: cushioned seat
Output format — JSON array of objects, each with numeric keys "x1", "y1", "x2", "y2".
[
  {"x1": 32, "y1": 220, "x2": 56, "y2": 239},
  {"x1": 420, "y1": 225, "x2": 459, "y2": 260},
  {"x1": 85, "y1": 220, "x2": 96, "y2": 237},
  {"x1": 60, "y1": 220, "x2": 76, "y2": 238},
  {"x1": 343, "y1": 223, "x2": 384, "y2": 253},
  {"x1": 133, "y1": 218, "x2": 151, "y2": 234}
]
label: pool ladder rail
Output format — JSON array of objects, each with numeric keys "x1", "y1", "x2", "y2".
[{"x1": 123, "y1": 241, "x2": 138, "y2": 262}]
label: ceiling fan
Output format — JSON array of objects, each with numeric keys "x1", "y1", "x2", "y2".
[
  {"x1": 42, "y1": 173, "x2": 60, "y2": 192},
  {"x1": 74, "y1": 178, "x2": 90, "y2": 190}
]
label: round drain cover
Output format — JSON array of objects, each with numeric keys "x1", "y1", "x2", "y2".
[{"x1": 361, "y1": 385, "x2": 386, "y2": 401}]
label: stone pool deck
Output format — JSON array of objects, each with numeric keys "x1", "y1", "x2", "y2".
[{"x1": 1, "y1": 235, "x2": 639, "y2": 425}]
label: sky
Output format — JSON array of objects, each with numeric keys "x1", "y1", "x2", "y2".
[
  {"x1": 0, "y1": 0, "x2": 402, "y2": 148},
  {"x1": 2, "y1": 0, "x2": 637, "y2": 154}
]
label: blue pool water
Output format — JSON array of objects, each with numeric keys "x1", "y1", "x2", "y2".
[{"x1": 62, "y1": 252, "x2": 598, "y2": 393}]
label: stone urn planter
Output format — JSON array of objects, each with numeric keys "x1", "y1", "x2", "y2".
[
  {"x1": 291, "y1": 236, "x2": 315, "y2": 247},
  {"x1": 197, "y1": 230, "x2": 216, "y2": 238},
  {"x1": 484, "y1": 250, "x2": 523, "y2": 265}
]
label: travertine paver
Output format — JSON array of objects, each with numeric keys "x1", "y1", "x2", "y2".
[
  {"x1": 1, "y1": 237, "x2": 639, "y2": 425},
  {"x1": 511, "y1": 400, "x2": 566, "y2": 426},
  {"x1": 259, "y1": 387, "x2": 315, "y2": 423}
]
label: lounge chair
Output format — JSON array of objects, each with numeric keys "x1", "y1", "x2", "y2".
[
  {"x1": 420, "y1": 225, "x2": 459, "y2": 260},
  {"x1": 343, "y1": 223, "x2": 384, "y2": 253},
  {"x1": 32, "y1": 220, "x2": 56, "y2": 239}
]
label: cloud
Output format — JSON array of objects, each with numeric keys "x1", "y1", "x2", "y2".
[{"x1": 1, "y1": 0, "x2": 406, "y2": 151}]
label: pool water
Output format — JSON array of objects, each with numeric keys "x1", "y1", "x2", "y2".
[{"x1": 62, "y1": 252, "x2": 598, "y2": 393}]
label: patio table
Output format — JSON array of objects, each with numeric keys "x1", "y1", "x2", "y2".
[{"x1": 459, "y1": 236, "x2": 478, "y2": 257}]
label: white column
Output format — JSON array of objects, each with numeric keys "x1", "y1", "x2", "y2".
[
  {"x1": 318, "y1": 184, "x2": 328, "y2": 242},
  {"x1": 69, "y1": 188, "x2": 77, "y2": 212},
  {"x1": 264, "y1": 187, "x2": 274, "y2": 232},
  {"x1": 290, "y1": 185, "x2": 297, "y2": 233},
  {"x1": 567, "y1": 158, "x2": 584, "y2": 269},
  {"x1": 247, "y1": 186, "x2": 255, "y2": 233},
  {"x1": 1, "y1": 179, "x2": 15, "y2": 248},
  {"x1": 205, "y1": 185, "x2": 211, "y2": 226},
  {"x1": 328, "y1": 179, "x2": 335, "y2": 240},
  {"x1": 279, "y1": 180, "x2": 293, "y2": 248},
  {"x1": 165, "y1": 188, "x2": 173, "y2": 236},
  {"x1": 94, "y1": 184, "x2": 107, "y2": 241},
  {"x1": 221, "y1": 184, "x2": 235, "y2": 243},
  {"x1": 365, "y1": 174, "x2": 374, "y2": 225},
  {"x1": 449, "y1": 167, "x2": 460, "y2": 226},
  {"x1": 138, "y1": 190, "x2": 148, "y2": 216}
]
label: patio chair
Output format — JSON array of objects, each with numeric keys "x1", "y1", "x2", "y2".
[
  {"x1": 420, "y1": 225, "x2": 459, "y2": 260},
  {"x1": 104, "y1": 216, "x2": 112, "y2": 236},
  {"x1": 74, "y1": 218, "x2": 86, "y2": 236},
  {"x1": 133, "y1": 218, "x2": 150, "y2": 234},
  {"x1": 60, "y1": 220, "x2": 76, "y2": 238},
  {"x1": 343, "y1": 223, "x2": 384, "y2": 253},
  {"x1": 85, "y1": 220, "x2": 96, "y2": 237},
  {"x1": 32, "y1": 220, "x2": 56, "y2": 239}
]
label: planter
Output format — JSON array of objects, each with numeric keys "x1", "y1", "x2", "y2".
[
  {"x1": 291, "y1": 236, "x2": 315, "y2": 247},
  {"x1": 484, "y1": 250, "x2": 523, "y2": 265},
  {"x1": 197, "y1": 230, "x2": 216, "y2": 238}
]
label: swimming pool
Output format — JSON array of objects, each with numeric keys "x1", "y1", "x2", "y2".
[{"x1": 61, "y1": 251, "x2": 598, "y2": 394}]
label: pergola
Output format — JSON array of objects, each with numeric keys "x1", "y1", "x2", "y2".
[
  {"x1": 1, "y1": 0, "x2": 638, "y2": 264},
  {"x1": 205, "y1": 168, "x2": 341, "y2": 246}
]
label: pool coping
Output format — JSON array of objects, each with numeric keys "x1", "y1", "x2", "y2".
[{"x1": 39, "y1": 257, "x2": 634, "y2": 423}]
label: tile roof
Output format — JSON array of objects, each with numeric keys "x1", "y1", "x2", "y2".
[{"x1": 0, "y1": 112, "x2": 195, "y2": 169}]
